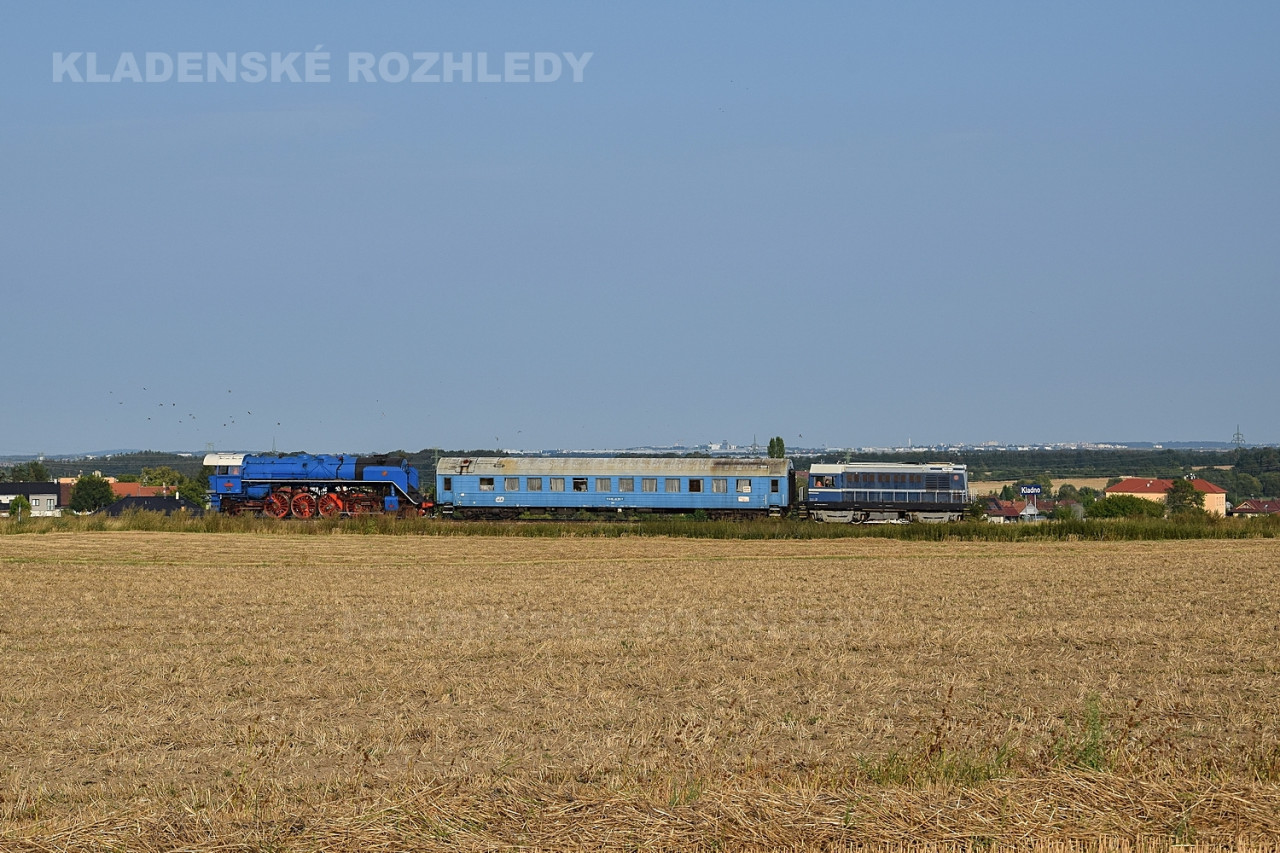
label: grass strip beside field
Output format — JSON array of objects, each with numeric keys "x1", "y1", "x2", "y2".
[{"x1": 4, "y1": 511, "x2": 1280, "y2": 540}]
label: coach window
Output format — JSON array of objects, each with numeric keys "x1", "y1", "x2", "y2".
[
  {"x1": 642, "y1": 478, "x2": 657, "y2": 493},
  {"x1": 712, "y1": 478, "x2": 727, "y2": 493},
  {"x1": 479, "y1": 477, "x2": 495, "y2": 491},
  {"x1": 688, "y1": 478, "x2": 702, "y2": 493},
  {"x1": 505, "y1": 477, "x2": 519, "y2": 491},
  {"x1": 595, "y1": 478, "x2": 611, "y2": 492},
  {"x1": 665, "y1": 478, "x2": 681, "y2": 493},
  {"x1": 442, "y1": 477, "x2": 452, "y2": 491},
  {"x1": 771, "y1": 479, "x2": 779, "y2": 493},
  {"x1": 526, "y1": 477, "x2": 542, "y2": 491},
  {"x1": 572, "y1": 477, "x2": 588, "y2": 492},
  {"x1": 619, "y1": 478, "x2": 634, "y2": 492},
  {"x1": 551, "y1": 478, "x2": 565, "y2": 492},
  {"x1": 737, "y1": 479, "x2": 751, "y2": 493}
]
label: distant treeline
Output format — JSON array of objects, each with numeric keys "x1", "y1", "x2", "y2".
[
  {"x1": 806, "y1": 447, "x2": 1275, "y2": 479},
  {"x1": 12, "y1": 446, "x2": 1280, "y2": 502}
]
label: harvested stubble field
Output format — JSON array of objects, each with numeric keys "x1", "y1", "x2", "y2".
[{"x1": 2, "y1": 533, "x2": 1279, "y2": 851}]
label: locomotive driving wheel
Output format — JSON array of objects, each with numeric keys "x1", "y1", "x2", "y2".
[
  {"x1": 290, "y1": 491, "x2": 318, "y2": 519},
  {"x1": 263, "y1": 492, "x2": 290, "y2": 519},
  {"x1": 317, "y1": 494, "x2": 343, "y2": 518}
]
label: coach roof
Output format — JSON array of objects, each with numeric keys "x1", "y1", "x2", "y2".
[{"x1": 436, "y1": 457, "x2": 791, "y2": 477}]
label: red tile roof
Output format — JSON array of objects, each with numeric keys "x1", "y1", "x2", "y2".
[
  {"x1": 1231, "y1": 499, "x2": 1280, "y2": 515},
  {"x1": 110, "y1": 483, "x2": 167, "y2": 498},
  {"x1": 1106, "y1": 478, "x2": 1226, "y2": 495}
]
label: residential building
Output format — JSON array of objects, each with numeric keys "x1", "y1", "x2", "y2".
[
  {"x1": 1229, "y1": 499, "x2": 1280, "y2": 518},
  {"x1": 1104, "y1": 477, "x2": 1227, "y2": 517},
  {"x1": 101, "y1": 496, "x2": 203, "y2": 516},
  {"x1": 0, "y1": 482, "x2": 62, "y2": 517}
]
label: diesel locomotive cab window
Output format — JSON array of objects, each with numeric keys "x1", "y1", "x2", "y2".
[
  {"x1": 688, "y1": 479, "x2": 702, "y2": 493},
  {"x1": 527, "y1": 477, "x2": 542, "y2": 491},
  {"x1": 619, "y1": 478, "x2": 634, "y2": 492},
  {"x1": 642, "y1": 478, "x2": 657, "y2": 492},
  {"x1": 595, "y1": 478, "x2": 611, "y2": 492},
  {"x1": 550, "y1": 478, "x2": 565, "y2": 491},
  {"x1": 505, "y1": 478, "x2": 519, "y2": 491},
  {"x1": 712, "y1": 478, "x2": 727, "y2": 493},
  {"x1": 479, "y1": 477, "x2": 495, "y2": 491},
  {"x1": 573, "y1": 478, "x2": 588, "y2": 492}
]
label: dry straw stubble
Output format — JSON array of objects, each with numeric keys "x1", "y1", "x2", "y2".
[{"x1": 1, "y1": 533, "x2": 1279, "y2": 850}]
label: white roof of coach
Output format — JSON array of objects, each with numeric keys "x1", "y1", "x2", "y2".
[
  {"x1": 203, "y1": 453, "x2": 247, "y2": 467},
  {"x1": 437, "y1": 457, "x2": 791, "y2": 477},
  {"x1": 809, "y1": 462, "x2": 966, "y2": 474}
]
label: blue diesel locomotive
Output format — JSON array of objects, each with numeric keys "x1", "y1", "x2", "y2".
[
  {"x1": 205, "y1": 452, "x2": 431, "y2": 517},
  {"x1": 436, "y1": 456, "x2": 794, "y2": 519},
  {"x1": 806, "y1": 461, "x2": 969, "y2": 523}
]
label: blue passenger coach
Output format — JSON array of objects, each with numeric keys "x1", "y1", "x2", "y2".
[
  {"x1": 437, "y1": 457, "x2": 794, "y2": 518},
  {"x1": 807, "y1": 462, "x2": 969, "y2": 523}
]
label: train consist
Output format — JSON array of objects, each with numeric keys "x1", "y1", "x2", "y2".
[
  {"x1": 204, "y1": 453, "x2": 432, "y2": 517},
  {"x1": 205, "y1": 453, "x2": 971, "y2": 522}
]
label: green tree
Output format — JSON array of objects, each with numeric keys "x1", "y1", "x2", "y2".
[
  {"x1": 70, "y1": 474, "x2": 117, "y2": 513},
  {"x1": 7, "y1": 495, "x2": 31, "y2": 520},
  {"x1": 1260, "y1": 473, "x2": 1280, "y2": 499},
  {"x1": 1086, "y1": 494, "x2": 1166, "y2": 519},
  {"x1": 7, "y1": 461, "x2": 51, "y2": 482},
  {"x1": 767, "y1": 437, "x2": 786, "y2": 459},
  {"x1": 176, "y1": 475, "x2": 208, "y2": 508},
  {"x1": 1052, "y1": 503, "x2": 1077, "y2": 521},
  {"x1": 140, "y1": 466, "x2": 184, "y2": 488},
  {"x1": 1165, "y1": 478, "x2": 1206, "y2": 517}
]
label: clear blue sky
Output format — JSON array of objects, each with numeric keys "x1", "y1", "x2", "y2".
[{"x1": 3, "y1": 2, "x2": 1277, "y2": 454}]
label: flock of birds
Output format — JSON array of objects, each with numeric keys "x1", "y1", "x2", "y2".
[{"x1": 105, "y1": 387, "x2": 284, "y2": 435}]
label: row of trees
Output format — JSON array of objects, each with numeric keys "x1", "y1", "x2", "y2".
[{"x1": 0, "y1": 460, "x2": 51, "y2": 482}]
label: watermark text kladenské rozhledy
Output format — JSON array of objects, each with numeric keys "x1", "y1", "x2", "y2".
[{"x1": 52, "y1": 50, "x2": 593, "y2": 83}]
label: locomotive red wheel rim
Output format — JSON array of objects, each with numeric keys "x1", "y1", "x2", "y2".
[
  {"x1": 317, "y1": 495, "x2": 342, "y2": 518},
  {"x1": 291, "y1": 493, "x2": 318, "y2": 518},
  {"x1": 264, "y1": 494, "x2": 289, "y2": 518}
]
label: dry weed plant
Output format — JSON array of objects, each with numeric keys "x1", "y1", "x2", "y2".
[{"x1": 1, "y1": 533, "x2": 1278, "y2": 850}]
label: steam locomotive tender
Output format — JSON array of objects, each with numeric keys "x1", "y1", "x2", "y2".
[{"x1": 205, "y1": 453, "x2": 431, "y2": 518}]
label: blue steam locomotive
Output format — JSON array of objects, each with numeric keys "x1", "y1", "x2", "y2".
[{"x1": 204, "y1": 452, "x2": 431, "y2": 517}]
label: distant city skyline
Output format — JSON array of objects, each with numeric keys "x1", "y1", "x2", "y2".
[{"x1": 3, "y1": 434, "x2": 1273, "y2": 462}]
